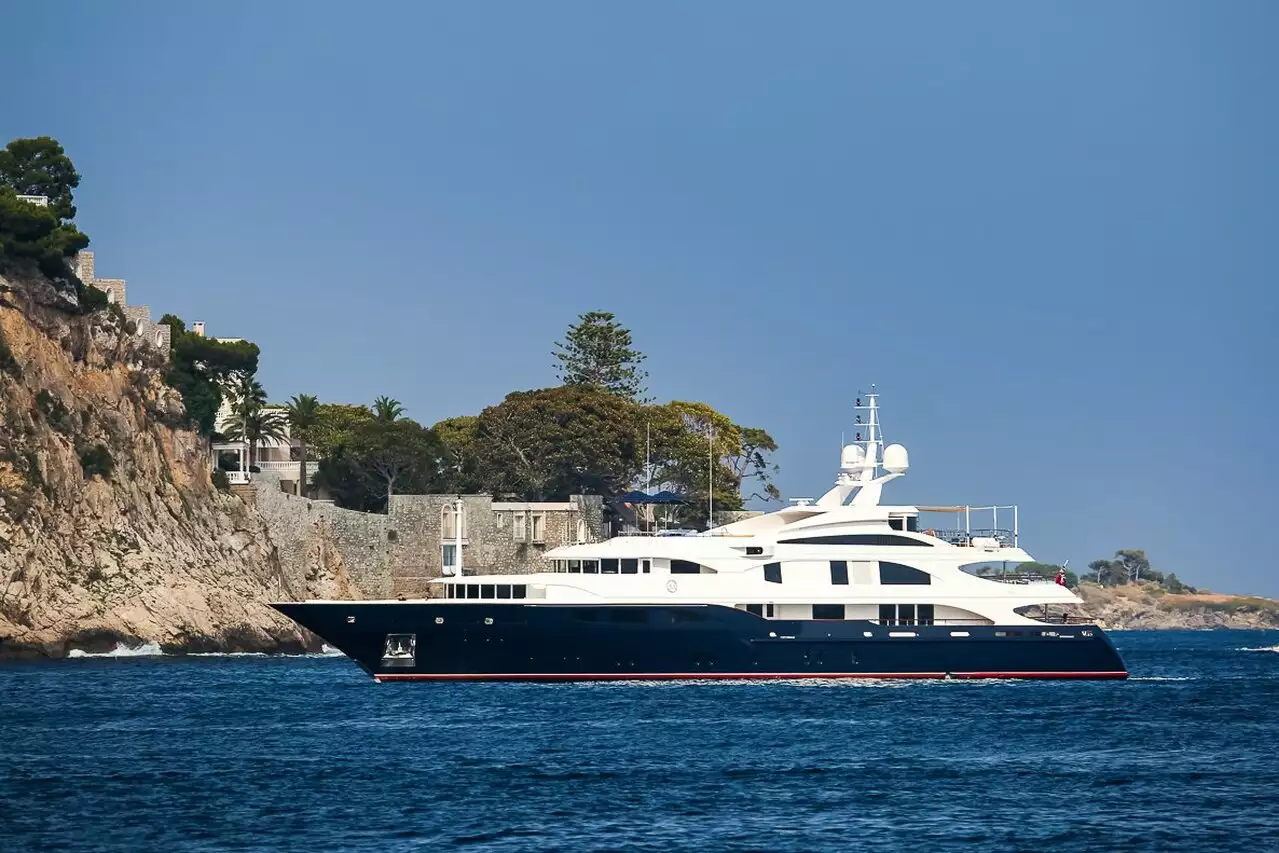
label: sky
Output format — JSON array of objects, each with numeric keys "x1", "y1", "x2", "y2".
[{"x1": 2, "y1": 1, "x2": 1276, "y2": 593}]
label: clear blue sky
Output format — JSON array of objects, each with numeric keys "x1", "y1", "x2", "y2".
[{"x1": 3, "y1": 2, "x2": 1276, "y2": 593}]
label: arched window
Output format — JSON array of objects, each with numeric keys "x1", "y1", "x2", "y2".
[{"x1": 442, "y1": 504, "x2": 466, "y2": 540}]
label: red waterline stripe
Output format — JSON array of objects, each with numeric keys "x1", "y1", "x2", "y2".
[{"x1": 372, "y1": 671, "x2": 1128, "y2": 683}]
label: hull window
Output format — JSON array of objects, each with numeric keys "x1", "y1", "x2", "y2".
[
  {"x1": 381, "y1": 634, "x2": 416, "y2": 668},
  {"x1": 480, "y1": 584, "x2": 496, "y2": 599},
  {"x1": 880, "y1": 562, "x2": 931, "y2": 585},
  {"x1": 830, "y1": 561, "x2": 849, "y2": 585},
  {"x1": 813, "y1": 604, "x2": 846, "y2": 620},
  {"x1": 512, "y1": 585, "x2": 527, "y2": 599},
  {"x1": 466, "y1": 585, "x2": 480, "y2": 600},
  {"x1": 763, "y1": 563, "x2": 782, "y2": 584}
]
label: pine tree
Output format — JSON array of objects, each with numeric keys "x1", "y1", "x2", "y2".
[{"x1": 553, "y1": 311, "x2": 648, "y2": 401}]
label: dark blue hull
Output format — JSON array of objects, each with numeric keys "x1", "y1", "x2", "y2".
[{"x1": 273, "y1": 602, "x2": 1128, "y2": 682}]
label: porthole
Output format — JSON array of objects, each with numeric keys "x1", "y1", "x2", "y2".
[{"x1": 434, "y1": 616, "x2": 444, "y2": 625}]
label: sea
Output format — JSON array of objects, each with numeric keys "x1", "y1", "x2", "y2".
[{"x1": 2, "y1": 630, "x2": 1277, "y2": 853}]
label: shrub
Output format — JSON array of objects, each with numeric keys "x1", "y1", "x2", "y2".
[
  {"x1": 86, "y1": 566, "x2": 105, "y2": 584},
  {"x1": 78, "y1": 444, "x2": 114, "y2": 479},
  {"x1": 211, "y1": 469, "x2": 231, "y2": 492}
]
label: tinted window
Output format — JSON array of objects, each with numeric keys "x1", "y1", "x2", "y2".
[
  {"x1": 568, "y1": 560, "x2": 581, "y2": 573},
  {"x1": 496, "y1": 585, "x2": 511, "y2": 599},
  {"x1": 765, "y1": 603, "x2": 775, "y2": 618},
  {"x1": 466, "y1": 585, "x2": 479, "y2": 599},
  {"x1": 512, "y1": 585, "x2": 527, "y2": 599},
  {"x1": 642, "y1": 560, "x2": 651, "y2": 574},
  {"x1": 621, "y1": 558, "x2": 638, "y2": 574},
  {"x1": 880, "y1": 562, "x2": 931, "y2": 585},
  {"x1": 889, "y1": 518, "x2": 904, "y2": 531},
  {"x1": 480, "y1": 584, "x2": 496, "y2": 599},
  {"x1": 671, "y1": 560, "x2": 701, "y2": 575},
  {"x1": 746, "y1": 546, "x2": 763, "y2": 556},
  {"x1": 601, "y1": 559, "x2": 619, "y2": 574},
  {"x1": 582, "y1": 560, "x2": 599, "y2": 574},
  {"x1": 813, "y1": 604, "x2": 845, "y2": 620},
  {"x1": 879, "y1": 603, "x2": 895, "y2": 623},
  {"x1": 763, "y1": 563, "x2": 782, "y2": 584},
  {"x1": 898, "y1": 603, "x2": 917, "y2": 624},
  {"x1": 745, "y1": 604, "x2": 764, "y2": 616},
  {"x1": 830, "y1": 561, "x2": 849, "y2": 585},
  {"x1": 778, "y1": 534, "x2": 931, "y2": 547},
  {"x1": 918, "y1": 603, "x2": 935, "y2": 625}
]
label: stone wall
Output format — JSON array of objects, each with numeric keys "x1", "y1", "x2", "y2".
[
  {"x1": 250, "y1": 475, "x2": 606, "y2": 601},
  {"x1": 252, "y1": 472, "x2": 392, "y2": 599},
  {"x1": 386, "y1": 494, "x2": 606, "y2": 598},
  {"x1": 71, "y1": 251, "x2": 169, "y2": 356}
]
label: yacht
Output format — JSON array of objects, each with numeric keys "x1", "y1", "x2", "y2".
[{"x1": 273, "y1": 391, "x2": 1127, "y2": 682}]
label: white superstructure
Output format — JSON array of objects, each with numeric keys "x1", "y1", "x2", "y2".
[{"x1": 431, "y1": 390, "x2": 1080, "y2": 628}]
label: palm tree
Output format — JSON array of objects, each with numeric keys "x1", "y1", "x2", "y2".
[
  {"x1": 224, "y1": 406, "x2": 290, "y2": 480},
  {"x1": 373, "y1": 395, "x2": 404, "y2": 424},
  {"x1": 226, "y1": 372, "x2": 267, "y2": 417},
  {"x1": 285, "y1": 394, "x2": 321, "y2": 496}
]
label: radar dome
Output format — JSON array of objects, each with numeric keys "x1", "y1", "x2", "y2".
[
  {"x1": 840, "y1": 444, "x2": 866, "y2": 471},
  {"x1": 882, "y1": 443, "x2": 910, "y2": 473}
]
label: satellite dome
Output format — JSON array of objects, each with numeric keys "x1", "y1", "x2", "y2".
[
  {"x1": 882, "y1": 443, "x2": 910, "y2": 474},
  {"x1": 840, "y1": 444, "x2": 866, "y2": 471}
]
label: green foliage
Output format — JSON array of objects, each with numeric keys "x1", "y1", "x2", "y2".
[
  {"x1": 78, "y1": 444, "x2": 114, "y2": 480},
  {"x1": 314, "y1": 418, "x2": 444, "y2": 512},
  {"x1": 372, "y1": 395, "x2": 404, "y2": 423},
  {"x1": 222, "y1": 377, "x2": 289, "y2": 476},
  {"x1": 553, "y1": 311, "x2": 648, "y2": 400},
  {"x1": 159, "y1": 314, "x2": 260, "y2": 434},
  {"x1": 0, "y1": 185, "x2": 90, "y2": 283},
  {"x1": 1081, "y1": 549, "x2": 1196, "y2": 593},
  {"x1": 306, "y1": 403, "x2": 374, "y2": 459},
  {"x1": 0, "y1": 136, "x2": 81, "y2": 221},
  {"x1": 465, "y1": 386, "x2": 644, "y2": 501},
  {"x1": 1159, "y1": 596, "x2": 1279, "y2": 614},
  {"x1": 433, "y1": 415, "x2": 481, "y2": 492},
  {"x1": 211, "y1": 469, "x2": 231, "y2": 492},
  {"x1": 285, "y1": 394, "x2": 321, "y2": 495}
]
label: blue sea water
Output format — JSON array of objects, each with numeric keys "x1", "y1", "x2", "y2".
[{"x1": 2, "y1": 631, "x2": 1277, "y2": 853}]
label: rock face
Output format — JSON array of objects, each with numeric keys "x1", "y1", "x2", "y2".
[
  {"x1": 1078, "y1": 583, "x2": 1279, "y2": 630},
  {"x1": 0, "y1": 267, "x2": 317, "y2": 658}
]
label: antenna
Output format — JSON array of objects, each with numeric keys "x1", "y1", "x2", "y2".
[{"x1": 707, "y1": 422, "x2": 715, "y2": 529}]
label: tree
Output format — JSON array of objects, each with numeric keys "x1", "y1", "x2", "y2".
[
  {"x1": 1017, "y1": 561, "x2": 1079, "y2": 588},
  {"x1": 469, "y1": 386, "x2": 644, "y2": 500},
  {"x1": 159, "y1": 314, "x2": 259, "y2": 434},
  {"x1": 726, "y1": 426, "x2": 782, "y2": 502},
  {"x1": 305, "y1": 403, "x2": 374, "y2": 459},
  {"x1": 0, "y1": 185, "x2": 89, "y2": 281},
  {"x1": 433, "y1": 415, "x2": 482, "y2": 493},
  {"x1": 372, "y1": 395, "x2": 404, "y2": 424},
  {"x1": 313, "y1": 419, "x2": 444, "y2": 511},
  {"x1": 0, "y1": 136, "x2": 81, "y2": 221},
  {"x1": 225, "y1": 372, "x2": 268, "y2": 416},
  {"x1": 553, "y1": 311, "x2": 648, "y2": 400},
  {"x1": 223, "y1": 406, "x2": 289, "y2": 480},
  {"x1": 285, "y1": 394, "x2": 321, "y2": 496}
]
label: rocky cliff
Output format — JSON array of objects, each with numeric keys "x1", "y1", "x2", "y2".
[
  {"x1": 0, "y1": 267, "x2": 321, "y2": 658},
  {"x1": 1078, "y1": 583, "x2": 1279, "y2": 630}
]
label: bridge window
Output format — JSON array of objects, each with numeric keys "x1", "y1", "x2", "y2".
[
  {"x1": 830, "y1": 561, "x2": 849, "y2": 585},
  {"x1": 777, "y1": 534, "x2": 932, "y2": 547},
  {"x1": 812, "y1": 604, "x2": 845, "y2": 620},
  {"x1": 763, "y1": 563, "x2": 782, "y2": 584},
  {"x1": 671, "y1": 560, "x2": 702, "y2": 575},
  {"x1": 880, "y1": 562, "x2": 931, "y2": 585}
]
